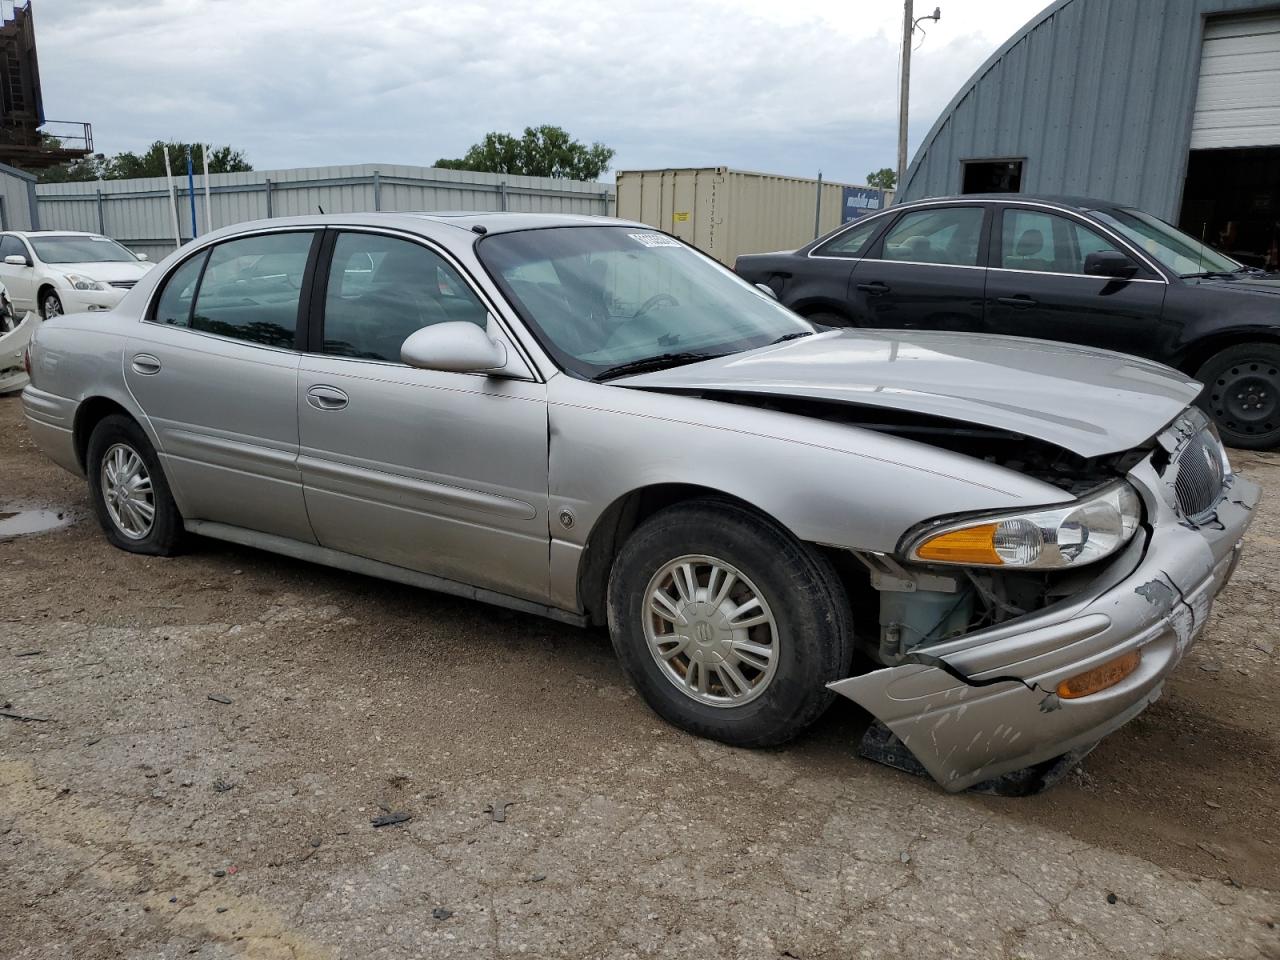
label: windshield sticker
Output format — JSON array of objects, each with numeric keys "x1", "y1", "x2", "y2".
[{"x1": 629, "y1": 233, "x2": 682, "y2": 248}]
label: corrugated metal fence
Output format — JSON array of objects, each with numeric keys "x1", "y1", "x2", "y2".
[{"x1": 35, "y1": 163, "x2": 616, "y2": 261}]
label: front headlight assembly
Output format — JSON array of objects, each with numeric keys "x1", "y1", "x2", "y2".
[
  {"x1": 63, "y1": 273, "x2": 106, "y2": 292},
  {"x1": 904, "y1": 481, "x2": 1142, "y2": 570}
]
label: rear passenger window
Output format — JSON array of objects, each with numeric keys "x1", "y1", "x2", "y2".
[
  {"x1": 152, "y1": 252, "x2": 207, "y2": 327},
  {"x1": 815, "y1": 217, "x2": 881, "y2": 258},
  {"x1": 881, "y1": 207, "x2": 984, "y2": 266},
  {"x1": 322, "y1": 232, "x2": 487, "y2": 362},
  {"x1": 190, "y1": 232, "x2": 314, "y2": 348}
]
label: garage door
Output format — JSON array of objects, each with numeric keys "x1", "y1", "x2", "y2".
[{"x1": 1191, "y1": 12, "x2": 1280, "y2": 149}]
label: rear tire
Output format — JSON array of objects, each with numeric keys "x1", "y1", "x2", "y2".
[
  {"x1": 86, "y1": 414, "x2": 184, "y2": 555},
  {"x1": 607, "y1": 499, "x2": 852, "y2": 747},
  {"x1": 1196, "y1": 344, "x2": 1280, "y2": 450}
]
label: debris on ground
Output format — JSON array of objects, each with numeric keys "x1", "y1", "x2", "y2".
[
  {"x1": 0, "y1": 702, "x2": 50, "y2": 723},
  {"x1": 432, "y1": 907, "x2": 453, "y2": 920},
  {"x1": 207, "y1": 693, "x2": 233, "y2": 704},
  {"x1": 484, "y1": 799, "x2": 515, "y2": 822},
  {"x1": 371, "y1": 811, "x2": 412, "y2": 828}
]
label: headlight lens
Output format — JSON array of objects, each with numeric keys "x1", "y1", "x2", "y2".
[
  {"x1": 63, "y1": 273, "x2": 106, "y2": 291},
  {"x1": 907, "y1": 481, "x2": 1142, "y2": 569}
]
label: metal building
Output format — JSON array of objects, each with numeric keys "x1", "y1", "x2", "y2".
[
  {"x1": 0, "y1": 158, "x2": 38, "y2": 229},
  {"x1": 900, "y1": 0, "x2": 1280, "y2": 272}
]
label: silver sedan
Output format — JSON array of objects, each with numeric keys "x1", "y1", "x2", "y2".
[{"x1": 21, "y1": 212, "x2": 1258, "y2": 793}]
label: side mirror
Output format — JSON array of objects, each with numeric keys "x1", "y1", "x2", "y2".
[
  {"x1": 401, "y1": 320, "x2": 509, "y2": 374},
  {"x1": 4, "y1": 255, "x2": 29, "y2": 266},
  {"x1": 1084, "y1": 251, "x2": 1138, "y2": 279},
  {"x1": 135, "y1": 253, "x2": 150, "y2": 262},
  {"x1": 755, "y1": 282, "x2": 778, "y2": 300}
]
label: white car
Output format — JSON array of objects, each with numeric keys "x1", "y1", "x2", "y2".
[{"x1": 0, "y1": 230, "x2": 154, "y2": 318}]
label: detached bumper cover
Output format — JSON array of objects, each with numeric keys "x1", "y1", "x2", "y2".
[{"x1": 830, "y1": 457, "x2": 1259, "y2": 793}]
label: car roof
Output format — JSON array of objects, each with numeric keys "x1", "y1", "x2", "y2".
[
  {"x1": 190, "y1": 211, "x2": 650, "y2": 238},
  {"x1": 2, "y1": 229, "x2": 106, "y2": 238},
  {"x1": 903, "y1": 194, "x2": 1133, "y2": 214}
]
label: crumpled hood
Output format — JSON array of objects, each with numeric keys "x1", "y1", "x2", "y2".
[{"x1": 615, "y1": 330, "x2": 1201, "y2": 458}]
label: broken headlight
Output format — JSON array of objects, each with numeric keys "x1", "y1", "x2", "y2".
[{"x1": 905, "y1": 480, "x2": 1141, "y2": 569}]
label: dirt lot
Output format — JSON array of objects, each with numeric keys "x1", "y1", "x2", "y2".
[{"x1": 1, "y1": 392, "x2": 1278, "y2": 960}]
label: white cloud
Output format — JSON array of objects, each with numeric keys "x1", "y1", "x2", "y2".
[{"x1": 37, "y1": 0, "x2": 1049, "y2": 183}]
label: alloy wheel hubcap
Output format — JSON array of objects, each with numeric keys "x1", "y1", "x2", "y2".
[
  {"x1": 101, "y1": 443, "x2": 154, "y2": 539},
  {"x1": 643, "y1": 555, "x2": 779, "y2": 708},
  {"x1": 1212, "y1": 363, "x2": 1279, "y2": 435},
  {"x1": 44, "y1": 296, "x2": 61, "y2": 317}
]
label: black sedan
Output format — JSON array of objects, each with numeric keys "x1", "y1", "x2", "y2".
[{"x1": 735, "y1": 195, "x2": 1280, "y2": 449}]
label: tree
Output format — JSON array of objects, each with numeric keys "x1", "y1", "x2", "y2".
[
  {"x1": 866, "y1": 168, "x2": 897, "y2": 191},
  {"x1": 436, "y1": 125, "x2": 614, "y2": 181},
  {"x1": 38, "y1": 140, "x2": 252, "y2": 183}
]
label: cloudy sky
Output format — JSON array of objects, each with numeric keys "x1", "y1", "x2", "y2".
[{"x1": 34, "y1": 0, "x2": 1048, "y2": 184}]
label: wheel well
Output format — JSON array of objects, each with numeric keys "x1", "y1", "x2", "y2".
[
  {"x1": 1178, "y1": 333, "x2": 1280, "y2": 377},
  {"x1": 576, "y1": 484, "x2": 777, "y2": 626},
  {"x1": 37, "y1": 283, "x2": 58, "y2": 306},
  {"x1": 792, "y1": 300, "x2": 852, "y2": 322},
  {"x1": 73, "y1": 397, "x2": 133, "y2": 471}
]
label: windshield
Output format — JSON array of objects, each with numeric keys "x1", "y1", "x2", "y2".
[
  {"x1": 1089, "y1": 208, "x2": 1240, "y2": 277},
  {"x1": 477, "y1": 226, "x2": 812, "y2": 379},
  {"x1": 29, "y1": 235, "x2": 141, "y2": 264}
]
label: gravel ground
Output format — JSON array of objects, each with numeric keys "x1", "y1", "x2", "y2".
[{"x1": 1, "y1": 392, "x2": 1278, "y2": 960}]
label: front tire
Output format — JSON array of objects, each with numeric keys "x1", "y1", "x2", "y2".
[
  {"x1": 805, "y1": 310, "x2": 852, "y2": 330},
  {"x1": 86, "y1": 414, "x2": 183, "y2": 555},
  {"x1": 41, "y1": 291, "x2": 63, "y2": 319},
  {"x1": 607, "y1": 499, "x2": 852, "y2": 747},
  {"x1": 1196, "y1": 344, "x2": 1280, "y2": 450}
]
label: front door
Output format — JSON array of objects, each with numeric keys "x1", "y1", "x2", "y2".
[
  {"x1": 984, "y1": 206, "x2": 1169, "y2": 359},
  {"x1": 0, "y1": 235, "x2": 37, "y2": 311},
  {"x1": 297, "y1": 230, "x2": 551, "y2": 603},
  {"x1": 123, "y1": 230, "x2": 319, "y2": 543},
  {"x1": 848, "y1": 204, "x2": 989, "y2": 331}
]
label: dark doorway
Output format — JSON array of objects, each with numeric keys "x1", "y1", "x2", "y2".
[
  {"x1": 1180, "y1": 147, "x2": 1280, "y2": 273},
  {"x1": 962, "y1": 159, "x2": 1023, "y2": 194}
]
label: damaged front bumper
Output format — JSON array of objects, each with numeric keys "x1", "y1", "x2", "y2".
[{"x1": 829, "y1": 452, "x2": 1260, "y2": 793}]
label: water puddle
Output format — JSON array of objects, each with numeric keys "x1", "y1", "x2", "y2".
[{"x1": 0, "y1": 505, "x2": 77, "y2": 539}]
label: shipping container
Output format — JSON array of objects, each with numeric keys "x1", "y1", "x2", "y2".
[{"x1": 615, "y1": 167, "x2": 889, "y2": 265}]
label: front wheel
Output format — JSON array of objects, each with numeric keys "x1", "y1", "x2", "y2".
[
  {"x1": 607, "y1": 499, "x2": 852, "y2": 747},
  {"x1": 41, "y1": 291, "x2": 63, "y2": 319},
  {"x1": 86, "y1": 414, "x2": 184, "y2": 555},
  {"x1": 1196, "y1": 344, "x2": 1280, "y2": 450}
]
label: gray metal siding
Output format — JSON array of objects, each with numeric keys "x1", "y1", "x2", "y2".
[
  {"x1": 0, "y1": 161, "x2": 38, "y2": 231},
  {"x1": 35, "y1": 163, "x2": 615, "y2": 261},
  {"x1": 900, "y1": 0, "x2": 1280, "y2": 220}
]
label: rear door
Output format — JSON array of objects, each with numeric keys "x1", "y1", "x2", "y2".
[
  {"x1": 848, "y1": 204, "x2": 989, "y2": 331},
  {"x1": 124, "y1": 230, "x2": 319, "y2": 543},
  {"x1": 984, "y1": 205, "x2": 1168, "y2": 358},
  {"x1": 749, "y1": 215, "x2": 887, "y2": 324}
]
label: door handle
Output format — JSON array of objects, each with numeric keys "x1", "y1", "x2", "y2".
[
  {"x1": 997, "y1": 296, "x2": 1038, "y2": 308},
  {"x1": 857, "y1": 281, "x2": 891, "y2": 295},
  {"x1": 306, "y1": 385, "x2": 349, "y2": 411},
  {"x1": 131, "y1": 353, "x2": 161, "y2": 375}
]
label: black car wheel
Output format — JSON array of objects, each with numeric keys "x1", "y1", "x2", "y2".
[
  {"x1": 1197, "y1": 344, "x2": 1280, "y2": 450},
  {"x1": 607, "y1": 498, "x2": 852, "y2": 748},
  {"x1": 86, "y1": 414, "x2": 184, "y2": 555}
]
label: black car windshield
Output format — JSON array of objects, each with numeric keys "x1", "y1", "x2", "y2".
[
  {"x1": 477, "y1": 226, "x2": 813, "y2": 379},
  {"x1": 1089, "y1": 208, "x2": 1240, "y2": 277},
  {"x1": 29, "y1": 235, "x2": 140, "y2": 264}
]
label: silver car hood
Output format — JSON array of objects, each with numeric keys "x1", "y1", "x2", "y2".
[{"x1": 615, "y1": 330, "x2": 1201, "y2": 458}]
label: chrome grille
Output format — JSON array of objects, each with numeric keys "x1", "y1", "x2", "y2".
[
  {"x1": 109, "y1": 280, "x2": 137, "y2": 290},
  {"x1": 1172, "y1": 427, "x2": 1226, "y2": 521}
]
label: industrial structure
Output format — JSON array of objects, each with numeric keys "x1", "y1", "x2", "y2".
[{"x1": 900, "y1": 0, "x2": 1280, "y2": 272}]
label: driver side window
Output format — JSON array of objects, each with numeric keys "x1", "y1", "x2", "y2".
[{"x1": 322, "y1": 232, "x2": 487, "y2": 363}]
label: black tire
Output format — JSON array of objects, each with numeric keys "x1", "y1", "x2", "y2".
[
  {"x1": 1195, "y1": 343, "x2": 1280, "y2": 450},
  {"x1": 806, "y1": 311, "x2": 852, "y2": 330},
  {"x1": 41, "y1": 291, "x2": 63, "y2": 319},
  {"x1": 86, "y1": 413, "x2": 184, "y2": 555},
  {"x1": 606, "y1": 499, "x2": 853, "y2": 748}
]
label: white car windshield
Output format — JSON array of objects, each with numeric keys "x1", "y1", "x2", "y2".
[
  {"x1": 29, "y1": 235, "x2": 140, "y2": 264},
  {"x1": 477, "y1": 226, "x2": 813, "y2": 380},
  {"x1": 1089, "y1": 209, "x2": 1241, "y2": 277}
]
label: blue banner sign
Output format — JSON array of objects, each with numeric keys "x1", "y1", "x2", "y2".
[{"x1": 841, "y1": 186, "x2": 884, "y2": 223}]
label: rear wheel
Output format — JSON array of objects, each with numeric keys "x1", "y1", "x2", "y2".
[
  {"x1": 1196, "y1": 344, "x2": 1280, "y2": 450},
  {"x1": 607, "y1": 499, "x2": 852, "y2": 747},
  {"x1": 86, "y1": 414, "x2": 184, "y2": 554}
]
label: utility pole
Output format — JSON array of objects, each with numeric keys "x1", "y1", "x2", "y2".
[
  {"x1": 897, "y1": 0, "x2": 913, "y2": 195},
  {"x1": 897, "y1": 3, "x2": 941, "y2": 197}
]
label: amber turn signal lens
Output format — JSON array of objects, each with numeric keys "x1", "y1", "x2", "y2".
[
  {"x1": 914, "y1": 523, "x2": 1002, "y2": 565},
  {"x1": 1057, "y1": 650, "x2": 1141, "y2": 700}
]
